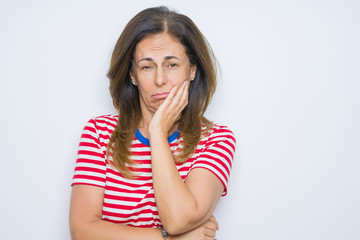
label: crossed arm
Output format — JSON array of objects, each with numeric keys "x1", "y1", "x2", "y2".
[
  {"x1": 70, "y1": 168, "x2": 222, "y2": 240},
  {"x1": 69, "y1": 82, "x2": 224, "y2": 239},
  {"x1": 148, "y1": 81, "x2": 224, "y2": 235}
]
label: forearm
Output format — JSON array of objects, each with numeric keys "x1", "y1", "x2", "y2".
[
  {"x1": 70, "y1": 185, "x2": 165, "y2": 240},
  {"x1": 150, "y1": 132, "x2": 209, "y2": 234},
  {"x1": 70, "y1": 219, "x2": 163, "y2": 240}
]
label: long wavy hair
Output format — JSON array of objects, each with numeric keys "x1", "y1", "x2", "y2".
[{"x1": 106, "y1": 6, "x2": 217, "y2": 178}]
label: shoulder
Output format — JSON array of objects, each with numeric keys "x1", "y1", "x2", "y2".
[
  {"x1": 202, "y1": 123, "x2": 236, "y2": 147},
  {"x1": 85, "y1": 114, "x2": 118, "y2": 131},
  {"x1": 88, "y1": 114, "x2": 118, "y2": 126},
  {"x1": 80, "y1": 114, "x2": 118, "y2": 142}
]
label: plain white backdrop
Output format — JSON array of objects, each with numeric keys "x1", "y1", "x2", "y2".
[{"x1": 0, "y1": 0, "x2": 359, "y2": 239}]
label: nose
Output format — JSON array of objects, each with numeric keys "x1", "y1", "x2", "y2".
[{"x1": 155, "y1": 67, "x2": 167, "y2": 86}]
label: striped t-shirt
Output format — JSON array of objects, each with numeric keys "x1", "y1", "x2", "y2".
[{"x1": 72, "y1": 114, "x2": 236, "y2": 228}]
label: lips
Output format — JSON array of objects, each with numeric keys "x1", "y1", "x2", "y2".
[{"x1": 153, "y1": 92, "x2": 170, "y2": 99}]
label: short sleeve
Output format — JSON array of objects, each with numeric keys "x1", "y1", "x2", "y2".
[
  {"x1": 191, "y1": 126, "x2": 236, "y2": 196},
  {"x1": 71, "y1": 119, "x2": 107, "y2": 188}
]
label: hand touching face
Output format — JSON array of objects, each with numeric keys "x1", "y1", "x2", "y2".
[{"x1": 130, "y1": 32, "x2": 196, "y2": 118}]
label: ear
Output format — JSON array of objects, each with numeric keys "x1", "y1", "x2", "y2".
[
  {"x1": 190, "y1": 64, "x2": 197, "y2": 80},
  {"x1": 129, "y1": 70, "x2": 135, "y2": 81},
  {"x1": 129, "y1": 70, "x2": 137, "y2": 85}
]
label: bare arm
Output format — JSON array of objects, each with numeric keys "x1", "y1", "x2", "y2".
[
  {"x1": 149, "y1": 81, "x2": 225, "y2": 235},
  {"x1": 69, "y1": 185, "x2": 163, "y2": 240},
  {"x1": 70, "y1": 185, "x2": 219, "y2": 240}
]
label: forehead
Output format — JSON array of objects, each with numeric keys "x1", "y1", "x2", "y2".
[{"x1": 133, "y1": 33, "x2": 187, "y2": 60}]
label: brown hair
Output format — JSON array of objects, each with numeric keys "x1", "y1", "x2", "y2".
[{"x1": 106, "y1": 6, "x2": 217, "y2": 178}]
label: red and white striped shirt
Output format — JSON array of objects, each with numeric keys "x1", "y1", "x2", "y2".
[{"x1": 72, "y1": 114, "x2": 235, "y2": 228}]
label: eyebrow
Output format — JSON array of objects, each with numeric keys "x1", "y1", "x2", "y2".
[{"x1": 136, "y1": 56, "x2": 181, "y2": 64}]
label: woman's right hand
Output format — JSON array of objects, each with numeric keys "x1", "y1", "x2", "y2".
[
  {"x1": 148, "y1": 80, "x2": 189, "y2": 139},
  {"x1": 169, "y1": 216, "x2": 219, "y2": 240}
]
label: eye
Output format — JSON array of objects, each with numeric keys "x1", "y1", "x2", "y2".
[
  {"x1": 141, "y1": 65, "x2": 151, "y2": 70},
  {"x1": 169, "y1": 63, "x2": 178, "y2": 68}
]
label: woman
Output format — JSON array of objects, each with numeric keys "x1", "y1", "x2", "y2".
[{"x1": 70, "y1": 6, "x2": 235, "y2": 240}]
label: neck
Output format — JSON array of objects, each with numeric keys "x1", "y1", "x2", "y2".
[
  {"x1": 138, "y1": 113, "x2": 178, "y2": 139},
  {"x1": 138, "y1": 115, "x2": 152, "y2": 139}
]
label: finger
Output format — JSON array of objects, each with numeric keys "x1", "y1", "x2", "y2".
[
  {"x1": 173, "y1": 81, "x2": 187, "y2": 100},
  {"x1": 179, "y1": 81, "x2": 189, "y2": 104},
  {"x1": 208, "y1": 216, "x2": 219, "y2": 230},
  {"x1": 204, "y1": 221, "x2": 217, "y2": 233},
  {"x1": 164, "y1": 81, "x2": 189, "y2": 122},
  {"x1": 203, "y1": 228, "x2": 216, "y2": 238},
  {"x1": 173, "y1": 81, "x2": 189, "y2": 110},
  {"x1": 167, "y1": 81, "x2": 188, "y2": 116},
  {"x1": 167, "y1": 85, "x2": 178, "y2": 101},
  {"x1": 160, "y1": 85, "x2": 178, "y2": 109},
  {"x1": 176, "y1": 83, "x2": 189, "y2": 113}
]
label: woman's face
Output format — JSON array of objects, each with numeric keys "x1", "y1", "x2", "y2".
[{"x1": 130, "y1": 32, "x2": 196, "y2": 117}]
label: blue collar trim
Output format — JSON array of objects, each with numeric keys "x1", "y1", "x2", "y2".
[{"x1": 135, "y1": 129, "x2": 179, "y2": 146}]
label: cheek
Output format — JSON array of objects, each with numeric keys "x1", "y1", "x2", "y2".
[
  {"x1": 135, "y1": 69, "x2": 154, "y2": 82},
  {"x1": 137, "y1": 82, "x2": 154, "y2": 99},
  {"x1": 167, "y1": 69, "x2": 190, "y2": 83},
  {"x1": 135, "y1": 73, "x2": 154, "y2": 94}
]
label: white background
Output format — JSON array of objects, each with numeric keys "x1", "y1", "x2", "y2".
[{"x1": 0, "y1": 0, "x2": 359, "y2": 239}]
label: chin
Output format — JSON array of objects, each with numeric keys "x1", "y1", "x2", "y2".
[
  {"x1": 149, "y1": 100, "x2": 164, "y2": 112},
  {"x1": 156, "y1": 99, "x2": 166, "y2": 106}
]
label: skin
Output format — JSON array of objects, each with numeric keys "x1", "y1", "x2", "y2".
[
  {"x1": 69, "y1": 32, "x2": 224, "y2": 240},
  {"x1": 130, "y1": 32, "x2": 196, "y2": 137}
]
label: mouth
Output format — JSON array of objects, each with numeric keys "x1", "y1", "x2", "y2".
[{"x1": 153, "y1": 92, "x2": 170, "y2": 99}]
